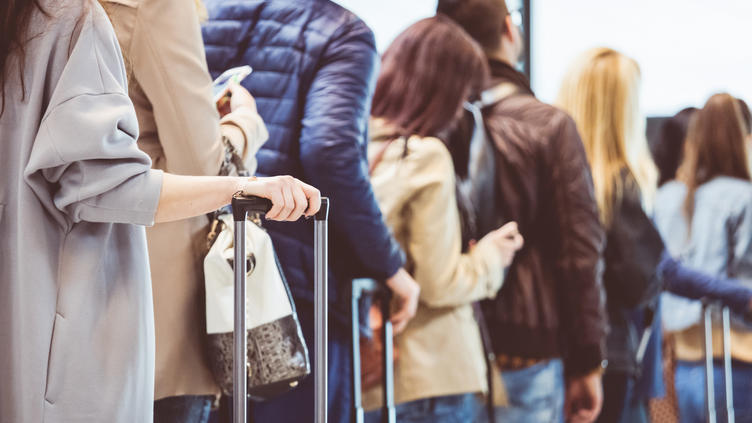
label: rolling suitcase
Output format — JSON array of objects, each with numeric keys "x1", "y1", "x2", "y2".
[
  {"x1": 231, "y1": 194, "x2": 330, "y2": 423},
  {"x1": 351, "y1": 278, "x2": 396, "y2": 423},
  {"x1": 702, "y1": 301, "x2": 735, "y2": 423}
]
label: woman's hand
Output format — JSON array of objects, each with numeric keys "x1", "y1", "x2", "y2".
[
  {"x1": 241, "y1": 176, "x2": 321, "y2": 221},
  {"x1": 482, "y1": 221, "x2": 524, "y2": 267},
  {"x1": 217, "y1": 83, "x2": 257, "y2": 117}
]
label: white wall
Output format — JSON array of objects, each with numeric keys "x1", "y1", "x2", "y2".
[
  {"x1": 333, "y1": 0, "x2": 438, "y2": 52},
  {"x1": 531, "y1": 0, "x2": 752, "y2": 116}
]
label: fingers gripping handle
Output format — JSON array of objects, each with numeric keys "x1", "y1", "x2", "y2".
[{"x1": 231, "y1": 194, "x2": 329, "y2": 222}]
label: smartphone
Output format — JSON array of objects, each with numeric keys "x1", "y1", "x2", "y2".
[{"x1": 212, "y1": 65, "x2": 253, "y2": 103}]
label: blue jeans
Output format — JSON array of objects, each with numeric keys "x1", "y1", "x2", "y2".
[
  {"x1": 208, "y1": 302, "x2": 352, "y2": 423},
  {"x1": 478, "y1": 359, "x2": 565, "y2": 423},
  {"x1": 365, "y1": 393, "x2": 483, "y2": 423},
  {"x1": 154, "y1": 395, "x2": 213, "y2": 423},
  {"x1": 676, "y1": 359, "x2": 752, "y2": 423}
]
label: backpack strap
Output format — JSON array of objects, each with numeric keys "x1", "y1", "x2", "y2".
[{"x1": 479, "y1": 82, "x2": 520, "y2": 109}]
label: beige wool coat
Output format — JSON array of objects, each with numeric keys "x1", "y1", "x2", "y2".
[
  {"x1": 103, "y1": 0, "x2": 268, "y2": 400},
  {"x1": 364, "y1": 120, "x2": 506, "y2": 408}
]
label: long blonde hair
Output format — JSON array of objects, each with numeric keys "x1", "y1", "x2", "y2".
[{"x1": 557, "y1": 47, "x2": 657, "y2": 228}]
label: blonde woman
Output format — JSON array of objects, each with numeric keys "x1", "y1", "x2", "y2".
[
  {"x1": 557, "y1": 47, "x2": 752, "y2": 422},
  {"x1": 100, "y1": 0, "x2": 270, "y2": 420}
]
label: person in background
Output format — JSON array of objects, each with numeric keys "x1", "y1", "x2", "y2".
[
  {"x1": 0, "y1": 0, "x2": 320, "y2": 421},
  {"x1": 651, "y1": 107, "x2": 698, "y2": 187},
  {"x1": 100, "y1": 0, "x2": 268, "y2": 420},
  {"x1": 653, "y1": 93, "x2": 752, "y2": 423},
  {"x1": 738, "y1": 99, "x2": 752, "y2": 171},
  {"x1": 362, "y1": 16, "x2": 524, "y2": 423},
  {"x1": 438, "y1": 1, "x2": 608, "y2": 422},
  {"x1": 201, "y1": 1, "x2": 420, "y2": 421},
  {"x1": 645, "y1": 106, "x2": 697, "y2": 422},
  {"x1": 557, "y1": 48, "x2": 752, "y2": 423}
]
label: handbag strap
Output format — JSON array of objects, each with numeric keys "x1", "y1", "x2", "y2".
[{"x1": 219, "y1": 135, "x2": 249, "y2": 177}]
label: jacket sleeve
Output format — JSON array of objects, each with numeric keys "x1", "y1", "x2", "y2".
[
  {"x1": 661, "y1": 252, "x2": 752, "y2": 314},
  {"x1": 405, "y1": 143, "x2": 506, "y2": 308},
  {"x1": 126, "y1": 0, "x2": 266, "y2": 176},
  {"x1": 299, "y1": 20, "x2": 404, "y2": 281},
  {"x1": 548, "y1": 114, "x2": 608, "y2": 377}
]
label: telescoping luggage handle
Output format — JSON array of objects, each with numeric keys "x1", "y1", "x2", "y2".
[
  {"x1": 231, "y1": 194, "x2": 330, "y2": 423},
  {"x1": 351, "y1": 279, "x2": 396, "y2": 423},
  {"x1": 702, "y1": 300, "x2": 734, "y2": 423}
]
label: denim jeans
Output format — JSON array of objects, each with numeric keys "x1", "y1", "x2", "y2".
[
  {"x1": 153, "y1": 395, "x2": 213, "y2": 423},
  {"x1": 365, "y1": 393, "x2": 483, "y2": 423},
  {"x1": 478, "y1": 359, "x2": 565, "y2": 423},
  {"x1": 676, "y1": 359, "x2": 752, "y2": 423}
]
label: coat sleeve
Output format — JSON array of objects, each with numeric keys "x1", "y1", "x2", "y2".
[
  {"x1": 547, "y1": 114, "x2": 608, "y2": 377},
  {"x1": 127, "y1": 0, "x2": 267, "y2": 176},
  {"x1": 23, "y1": 6, "x2": 163, "y2": 227},
  {"x1": 299, "y1": 20, "x2": 404, "y2": 281},
  {"x1": 661, "y1": 252, "x2": 752, "y2": 314},
  {"x1": 26, "y1": 92, "x2": 163, "y2": 227},
  {"x1": 405, "y1": 143, "x2": 505, "y2": 308}
]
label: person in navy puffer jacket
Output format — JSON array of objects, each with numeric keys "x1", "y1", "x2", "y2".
[{"x1": 202, "y1": 1, "x2": 420, "y2": 422}]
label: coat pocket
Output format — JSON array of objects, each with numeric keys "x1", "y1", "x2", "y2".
[{"x1": 44, "y1": 313, "x2": 68, "y2": 405}]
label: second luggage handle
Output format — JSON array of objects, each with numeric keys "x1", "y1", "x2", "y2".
[
  {"x1": 231, "y1": 194, "x2": 330, "y2": 423},
  {"x1": 351, "y1": 279, "x2": 396, "y2": 423},
  {"x1": 702, "y1": 300, "x2": 735, "y2": 423}
]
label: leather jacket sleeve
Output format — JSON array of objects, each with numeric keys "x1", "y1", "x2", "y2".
[
  {"x1": 298, "y1": 21, "x2": 404, "y2": 281},
  {"x1": 548, "y1": 115, "x2": 608, "y2": 377}
]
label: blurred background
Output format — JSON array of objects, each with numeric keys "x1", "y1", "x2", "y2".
[{"x1": 334, "y1": 0, "x2": 752, "y2": 119}]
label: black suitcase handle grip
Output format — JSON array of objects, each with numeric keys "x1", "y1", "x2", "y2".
[{"x1": 232, "y1": 193, "x2": 329, "y2": 222}]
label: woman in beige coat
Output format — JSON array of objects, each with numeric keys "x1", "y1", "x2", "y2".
[
  {"x1": 101, "y1": 0, "x2": 268, "y2": 419},
  {"x1": 363, "y1": 17, "x2": 524, "y2": 423}
]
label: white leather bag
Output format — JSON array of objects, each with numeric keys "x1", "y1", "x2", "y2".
[
  {"x1": 204, "y1": 214, "x2": 292, "y2": 334},
  {"x1": 203, "y1": 211, "x2": 309, "y2": 399}
]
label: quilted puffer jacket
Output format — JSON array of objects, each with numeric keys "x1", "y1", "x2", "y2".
[{"x1": 201, "y1": 0, "x2": 404, "y2": 311}]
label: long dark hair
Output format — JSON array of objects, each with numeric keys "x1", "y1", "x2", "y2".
[
  {"x1": 679, "y1": 93, "x2": 751, "y2": 224},
  {"x1": 653, "y1": 107, "x2": 698, "y2": 187},
  {"x1": 371, "y1": 15, "x2": 488, "y2": 142},
  {"x1": 1, "y1": 0, "x2": 48, "y2": 115}
]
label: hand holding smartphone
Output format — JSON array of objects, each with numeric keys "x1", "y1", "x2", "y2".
[{"x1": 213, "y1": 65, "x2": 253, "y2": 105}]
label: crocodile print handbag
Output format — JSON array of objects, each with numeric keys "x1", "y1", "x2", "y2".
[{"x1": 203, "y1": 138, "x2": 310, "y2": 400}]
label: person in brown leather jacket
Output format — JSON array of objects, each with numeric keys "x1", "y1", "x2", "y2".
[{"x1": 438, "y1": 1, "x2": 608, "y2": 422}]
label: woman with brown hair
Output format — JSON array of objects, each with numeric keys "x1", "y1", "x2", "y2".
[
  {"x1": 654, "y1": 93, "x2": 752, "y2": 423},
  {"x1": 362, "y1": 15, "x2": 524, "y2": 423},
  {"x1": 0, "y1": 1, "x2": 319, "y2": 421}
]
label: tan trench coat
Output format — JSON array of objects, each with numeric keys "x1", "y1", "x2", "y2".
[
  {"x1": 104, "y1": 0, "x2": 268, "y2": 400},
  {"x1": 363, "y1": 121, "x2": 506, "y2": 408}
]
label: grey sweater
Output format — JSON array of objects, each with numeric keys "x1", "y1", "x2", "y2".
[{"x1": 654, "y1": 177, "x2": 752, "y2": 331}]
